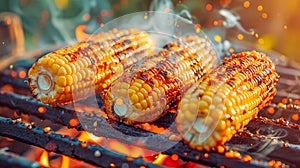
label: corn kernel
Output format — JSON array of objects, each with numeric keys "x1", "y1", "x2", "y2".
[
  {"x1": 56, "y1": 76, "x2": 67, "y2": 86},
  {"x1": 176, "y1": 51, "x2": 279, "y2": 151}
]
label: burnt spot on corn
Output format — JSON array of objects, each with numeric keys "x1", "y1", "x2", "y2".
[
  {"x1": 176, "y1": 51, "x2": 279, "y2": 152},
  {"x1": 104, "y1": 35, "x2": 217, "y2": 124},
  {"x1": 28, "y1": 29, "x2": 154, "y2": 105}
]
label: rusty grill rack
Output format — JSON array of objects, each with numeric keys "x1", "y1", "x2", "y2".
[{"x1": 0, "y1": 47, "x2": 300, "y2": 168}]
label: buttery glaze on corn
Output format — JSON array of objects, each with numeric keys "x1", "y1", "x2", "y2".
[
  {"x1": 176, "y1": 51, "x2": 279, "y2": 151},
  {"x1": 104, "y1": 36, "x2": 216, "y2": 124},
  {"x1": 28, "y1": 29, "x2": 154, "y2": 105}
]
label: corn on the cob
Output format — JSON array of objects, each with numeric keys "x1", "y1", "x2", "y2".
[
  {"x1": 175, "y1": 51, "x2": 279, "y2": 151},
  {"x1": 28, "y1": 29, "x2": 154, "y2": 105},
  {"x1": 104, "y1": 36, "x2": 216, "y2": 124}
]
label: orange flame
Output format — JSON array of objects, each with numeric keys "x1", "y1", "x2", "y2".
[
  {"x1": 78, "y1": 131, "x2": 103, "y2": 144},
  {"x1": 75, "y1": 24, "x2": 92, "y2": 42},
  {"x1": 61, "y1": 155, "x2": 70, "y2": 168},
  {"x1": 39, "y1": 150, "x2": 50, "y2": 168},
  {"x1": 152, "y1": 154, "x2": 168, "y2": 165},
  {"x1": 108, "y1": 139, "x2": 150, "y2": 158}
]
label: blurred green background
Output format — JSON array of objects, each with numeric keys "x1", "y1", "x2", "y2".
[{"x1": 0, "y1": 0, "x2": 299, "y2": 62}]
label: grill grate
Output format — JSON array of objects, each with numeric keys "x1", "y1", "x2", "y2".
[
  {"x1": 0, "y1": 116, "x2": 160, "y2": 168},
  {"x1": 0, "y1": 148, "x2": 40, "y2": 168},
  {"x1": 0, "y1": 48, "x2": 300, "y2": 167}
]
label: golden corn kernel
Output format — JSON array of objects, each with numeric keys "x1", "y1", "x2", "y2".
[
  {"x1": 56, "y1": 76, "x2": 67, "y2": 86},
  {"x1": 130, "y1": 94, "x2": 139, "y2": 104},
  {"x1": 104, "y1": 35, "x2": 216, "y2": 124},
  {"x1": 28, "y1": 28, "x2": 154, "y2": 105},
  {"x1": 143, "y1": 83, "x2": 152, "y2": 92},
  {"x1": 57, "y1": 67, "x2": 67, "y2": 76},
  {"x1": 66, "y1": 75, "x2": 73, "y2": 85},
  {"x1": 176, "y1": 51, "x2": 279, "y2": 151},
  {"x1": 51, "y1": 64, "x2": 60, "y2": 74}
]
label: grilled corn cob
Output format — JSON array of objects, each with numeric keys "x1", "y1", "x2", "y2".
[
  {"x1": 104, "y1": 36, "x2": 216, "y2": 124},
  {"x1": 176, "y1": 51, "x2": 279, "y2": 151},
  {"x1": 28, "y1": 29, "x2": 154, "y2": 105}
]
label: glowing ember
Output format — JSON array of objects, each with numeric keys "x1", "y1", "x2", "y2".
[
  {"x1": 69, "y1": 118, "x2": 79, "y2": 127},
  {"x1": 261, "y1": 12, "x2": 268, "y2": 19},
  {"x1": 257, "y1": 5, "x2": 263, "y2": 12},
  {"x1": 39, "y1": 150, "x2": 50, "y2": 168},
  {"x1": 109, "y1": 163, "x2": 116, "y2": 168},
  {"x1": 11, "y1": 71, "x2": 17, "y2": 78},
  {"x1": 267, "y1": 107, "x2": 275, "y2": 115},
  {"x1": 217, "y1": 146, "x2": 225, "y2": 154},
  {"x1": 237, "y1": 34, "x2": 244, "y2": 40},
  {"x1": 43, "y1": 126, "x2": 51, "y2": 133},
  {"x1": 224, "y1": 151, "x2": 242, "y2": 159},
  {"x1": 171, "y1": 154, "x2": 179, "y2": 161},
  {"x1": 205, "y1": 3, "x2": 213, "y2": 11},
  {"x1": 140, "y1": 123, "x2": 168, "y2": 134},
  {"x1": 242, "y1": 154, "x2": 252, "y2": 163},
  {"x1": 0, "y1": 85, "x2": 14, "y2": 92},
  {"x1": 38, "y1": 106, "x2": 46, "y2": 113},
  {"x1": 291, "y1": 114, "x2": 299, "y2": 121},
  {"x1": 214, "y1": 35, "x2": 222, "y2": 42},
  {"x1": 243, "y1": 1, "x2": 251, "y2": 8},
  {"x1": 18, "y1": 71, "x2": 27, "y2": 78},
  {"x1": 282, "y1": 98, "x2": 288, "y2": 104}
]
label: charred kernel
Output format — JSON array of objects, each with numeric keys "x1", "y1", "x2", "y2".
[
  {"x1": 104, "y1": 35, "x2": 216, "y2": 124},
  {"x1": 28, "y1": 29, "x2": 154, "y2": 105},
  {"x1": 177, "y1": 51, "x2": 279, "y2": 152}
]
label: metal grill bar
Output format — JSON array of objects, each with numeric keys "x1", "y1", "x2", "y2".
[
  {"x1": 0, "y1": 116, "x2": 161, "y2": 168},
  {"x1": 0, "y1": 148, "x2": 40, "y2": 168}
]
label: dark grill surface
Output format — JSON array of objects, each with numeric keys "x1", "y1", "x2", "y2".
[{"x1": 0, "y1": 47, "x2": 300, "y2": 168}]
